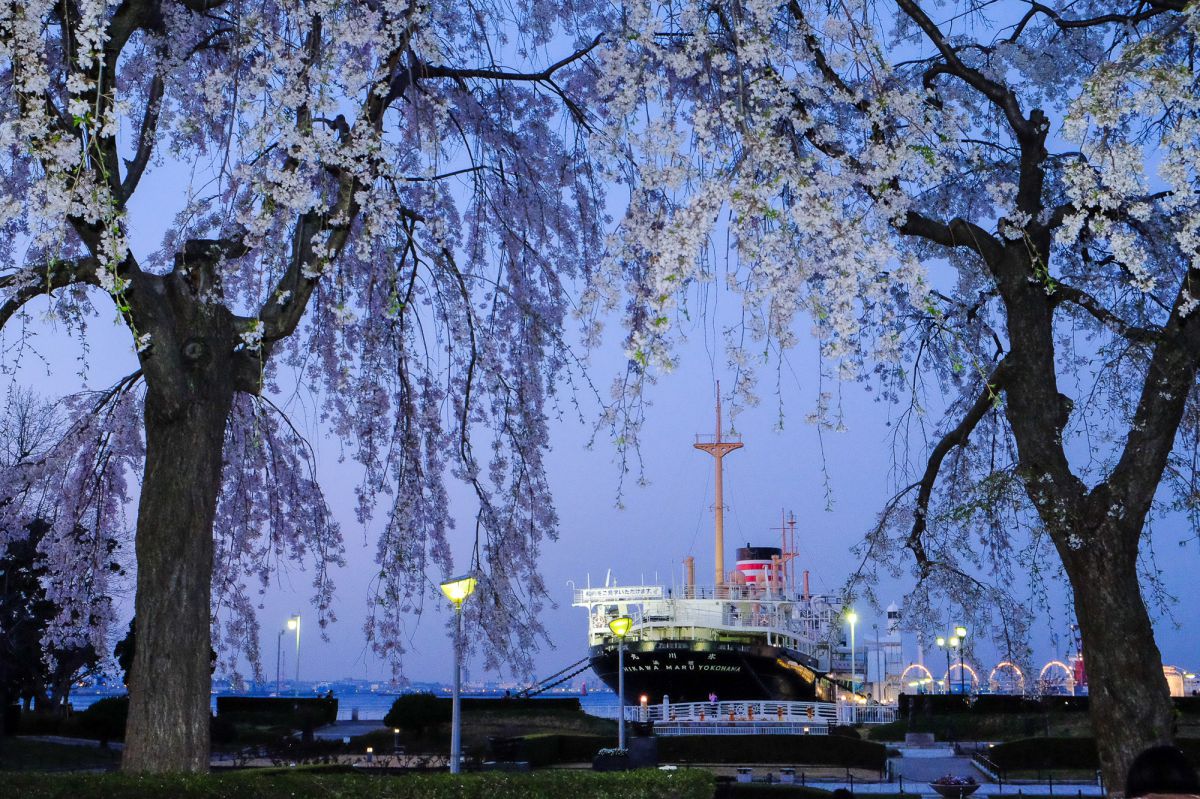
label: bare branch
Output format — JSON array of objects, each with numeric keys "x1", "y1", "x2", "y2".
[
  {"x1": 1107, "y1": 267, "x2": 1200, "y2": 516},
  {"x1": 907, "y1": 359, "x2": 1010, "y2": 572},
  {"x1": 383, "y1": 34, "x2": 603, "y2": 109},
  {"x1": 1014, "y1": 1, "x2": 1171, "y2": 36},
  {"x1": 1051, "y1": 282, "x2": 1161, "y2": 344},
  {"x1": 0, "y1": 258, "x2": 100, "y2": 330},
  {"x1": 898, "y1": 210, "x2": 1003, "y2": 264},
  {"x1": 897, "y1": 0, "x2": 1035, "y2": 138},
  {"x1": 120, "y1": 71, "x2": 164, "y2": 206}
]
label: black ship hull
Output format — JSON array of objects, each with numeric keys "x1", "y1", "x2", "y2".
[{"x1": 589, "y1": 638, "x2": 836, "y2": 704}]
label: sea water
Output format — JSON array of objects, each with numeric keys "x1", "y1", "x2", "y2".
[{"x1": 67, "y1": 690, "x2": 620, "y2": 720}]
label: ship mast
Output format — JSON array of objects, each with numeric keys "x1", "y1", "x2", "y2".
[{"x1": 693, "y1": 383, "x2": 743, "y2": 586}]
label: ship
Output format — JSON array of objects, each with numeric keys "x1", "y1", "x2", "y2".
[{"x1": 572, "y1": 388, "x2": 852, "y2": 704}]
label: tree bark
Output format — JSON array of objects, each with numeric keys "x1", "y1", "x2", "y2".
[
  {"x1": 996, "y1": 261, "x2": 1176, "y2": 796},
  {"x1": 1065, "y1": 528, "x2": 1173, "y2": 795},
  {"x1": 121, "y1": 269, "x2": 242, "y2": 773},
  {"x1": 121, "y1": 385, "x2": 231, "y2": 771}
]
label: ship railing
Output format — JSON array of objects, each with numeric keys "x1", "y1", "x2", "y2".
[
  {"x1": 586, "y1": 603, "x2": 823, "y2": 638},
  {"x1": 638, "y1": 700, "x2": 841, "y2": 726},
  {"x1": 679, "y1": 587, "x2": 841, "y2": 602},
  {"x1": 836, "y1": 703, "x2": 898, "y2": 725}
]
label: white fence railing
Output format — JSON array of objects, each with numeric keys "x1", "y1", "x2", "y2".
[
  {"x1": 645, "y1": 700, "x2": 839, "y2": 725},
  {"x1": 589, "y1": 699, "x2": 896, "y2": 726},
  {"x1": 654, "y1": 722, "x2": 830, "y2": 736},
  {"x1": 836, "y1": 703, "x2": 897, "y2": 725}
]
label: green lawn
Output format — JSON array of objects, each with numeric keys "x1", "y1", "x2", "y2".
[
  {"x1": 0, "y1": 738, "x2": 121, "y2": 771},
  {"x1": 0, "y1": 768, "x2": 714, "y2": 799}
]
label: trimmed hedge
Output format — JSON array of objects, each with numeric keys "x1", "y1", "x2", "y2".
[
  {"x1": 1177, "y1": 697, "x2": 1200, "y2": 716},
  {"x1": 0, "y1": 769, "x2": 714, "y2": 799},
  {"x1": 504, "y1": 733, "x2": 610, "y2": 766},
  {"x1": 383, "y1": 695, "x2": 588, "y2": 739},
  {"x1": 966, "y1": 696, "x2": 1044, "y2": 715},
  {"x1": 898, "y1": 695, "x2": 1096, "y2": 717},
  {"x1": 899, "y1": 694, "x2": 1200, "y2": 717},
  {"x1": 988, "y1": 737, "x2": 1200, "y2": 772},
  {"x1": 460, "y1": 697, "x2": 582, "y2": 714},
  {"x1": 215, "y1": 696, "x2": 337, "y2": 728},
  {"x1": 658, "y1": 734, "x2": 887, "y2": 769},
  {"x1": 898, "y1": 695, "x2": 972, "y2": 716}
]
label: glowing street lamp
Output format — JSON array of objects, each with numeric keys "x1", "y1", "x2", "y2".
[
  {"x1": 609, "y1": 615, "x2": 634, "y2": 749},
  {"x1": 440, "y1": 574, "x2": 478, "y2": 774},
  {"x1": 846, "y1": 610, "x2": 858, "y2": 695},
  {"x1": 287, "y1": 615, "x2": 301, "y2": 695},
  {"x1": 936, "y1": 627, "x2": 968, "y2": 695},
  {"x1": 936, "y1": 636, "x2": 950, "y2": 694}
]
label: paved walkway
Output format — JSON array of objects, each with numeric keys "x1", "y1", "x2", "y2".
[
  {"x1": 17, "y1": 735, "x2": 124, "y2": 751},
  {"x1": 889, "y1": 755, "x2": 978, "y2": 781},
  {"x1": 818, "y1": 781, "x2": 1104, "y2": 797}
]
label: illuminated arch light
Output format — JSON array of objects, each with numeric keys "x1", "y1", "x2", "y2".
[
  {"x1": 1038, "y1": 660, "x2": 1076, "y2": 695},
  {"x1": 988, "y1": 661, "x2": 1026, "y2": 694},
  {"x1": 942, "y1": 663, "x2": 980, "y2": 688},
  {"x1": 900, "y1": 663, "x2": 935, "y2": 689}
]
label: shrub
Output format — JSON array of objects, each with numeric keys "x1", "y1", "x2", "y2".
[
  {"x1": 658, "y1": 734, "x2": 887, "y2": 769},
  {"x1": 77, "y1": 696, "x2": 128, "y2": 743},
  {"x1": 215, "y1": 696, "x2": 337, "y2": 728},
  {"x1": 3, "y1": 702, "x2": 21, "y2": 735},
  {"x1": 18, "y1": 709, "x2": 70, "y2": 736},
  {"x1": 828, "y1": 725, "x2": 860, "y2": 739},
  {"x1": 1039, "y1": 696, "x2": 1088, "y2": 714},
  {"x1": 968, "y1": 696, "x2": 1042, "y2": 715},
  {"x1": 898, "y1": 695, "x2": 972, "y2": 716},
  {"x1": 462, "y1": 697, "x2": 582, "y2": 714},
  {"x1": 1175, "y1": 697, "x2": 1200, "y2": 716},
  {"x1": 383, "y1": 692, "x2": 450, "y2": 738},
  {"x1": 989, "y1": 738, "x2": 1200, "y2": 773},
  {"x1": 210, "y1": 714, "x2": 238, "y2": 745},
  {"x1": 0, "y1": 769, "x2": 714, "y2": 799}
]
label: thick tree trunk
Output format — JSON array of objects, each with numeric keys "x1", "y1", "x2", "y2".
[
  {"x1": 121, "y1": 266, "x2": 245, "y2": 773},
  {"x1": 121, "y1": 386, "x2": 232, "y2": 772},
  {"x1": 1066, "y1": 532, "x2": 1173, "y2": 796},
  {"x1": 999, "y1": 268, "x2": 1176, "y2": 796}
]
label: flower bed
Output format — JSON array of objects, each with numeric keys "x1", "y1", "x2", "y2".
[{"x1": 930, "y1": 775, "x2": 979, "y2": 798}]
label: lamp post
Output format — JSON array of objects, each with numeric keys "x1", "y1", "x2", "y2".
[
  {"x1": 608, "y1": 615, "x2": 633, "y2": 749},
  {"x1": 276, "y1": 627, "x2": 284, "y2": 693},
  {"x1": 440, "y1": 573, "x2": 478, "y2": 774},
  {"x1": 936, "y1": 636, "x2": 951, "y2": 694},
  {"x1": 287, "y1": 615, "x2": 301, "y2": 695},
  {"x1": 846, "y1": 610, "x2": 858, "y2": 695},
  {"x1": 955, "y1": 625, "x2": 968, "y2": 695}
]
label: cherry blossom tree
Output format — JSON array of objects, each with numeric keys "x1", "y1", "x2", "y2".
[
  {"x1": 0, "y1": 0, "x2": 608, "y2": 772},
  {"x1": 602, "y1": 0, "x2": 1197, "y2": 789}
]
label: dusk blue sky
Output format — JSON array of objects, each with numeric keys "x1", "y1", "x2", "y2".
[
  {"x1": 5, "y1": 17, "x2": 1199, "y2": 688},
  {"x1": 12, "y1": 260, "x2": 1199, "y2": 687}
]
